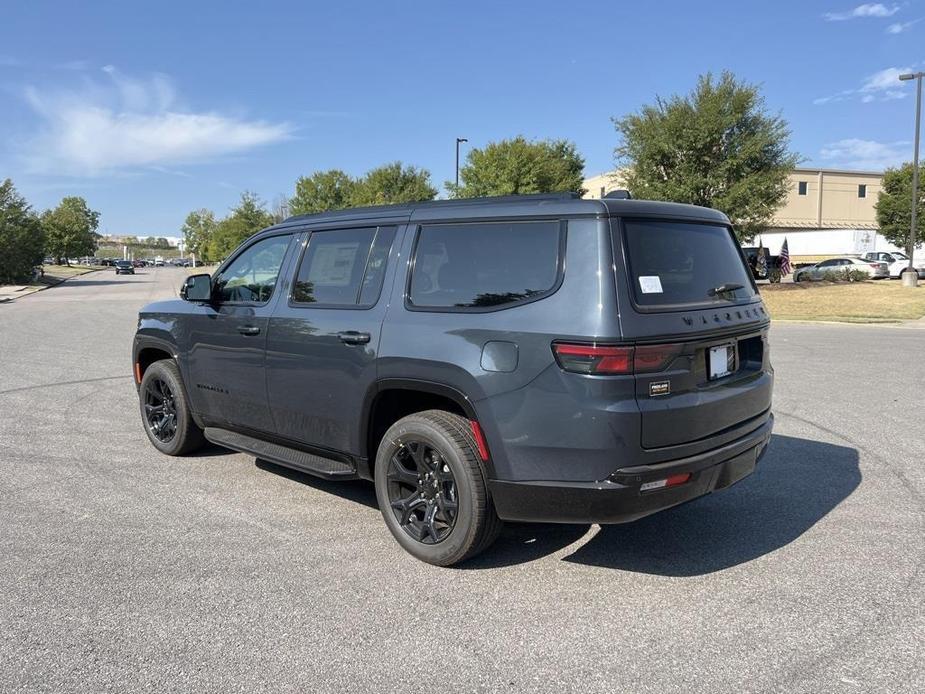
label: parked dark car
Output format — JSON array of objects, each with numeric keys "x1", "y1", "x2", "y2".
[
  {"x1": 133, "y1": 194, "x2": 774, "y2": 566},
  {"x1": 114, "y1": 260, "x2": 135, "y2": 275},
  {"x1": 742, "y1": 246, "x2": 782, "y2": 283}
]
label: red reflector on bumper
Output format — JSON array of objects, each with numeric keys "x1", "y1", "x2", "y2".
[{"x1": 640, "y1": 472, "x2": 692, "y2": 492}]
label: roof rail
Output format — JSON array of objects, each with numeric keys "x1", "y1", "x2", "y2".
[{"x1": 283, "y1": 192, "x2": 582, "y2": 223}]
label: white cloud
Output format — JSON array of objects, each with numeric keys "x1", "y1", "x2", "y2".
[
  {"x1": 887, "y1": 18, "x2": 922, "y2": 32},
  {"x1": 21, "y1": 67, "x2": 293, "y2": 176},
  {"x1": 861, "y1": 66, "x2": 913, "y2": 91},
  {"x1": 824, "y1": 3, "x2": 900, "y2": 21},
  {"x1": 819, "y1": 138, "x2": 910, "y2": 169},
  {"x1": 815, "y1": 66, "x2": 913, "y2": 104}
]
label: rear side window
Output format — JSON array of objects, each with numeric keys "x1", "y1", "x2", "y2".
[
  {"x1": 621, "y1": 220, "x2": 756, "y2": 309},
  {"x1": 409, "y1": 221, "x2": 563, "y2": 310},
  {"x1": 292, "y1": 226, "x2": 396, "y2": 306}
]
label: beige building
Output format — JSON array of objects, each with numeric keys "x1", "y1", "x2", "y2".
[{"x1": 583, "y1": 167, "x2": 895, "y2": 262}]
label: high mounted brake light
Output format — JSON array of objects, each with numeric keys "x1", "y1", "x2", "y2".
[{"x1": 552, "y1": 342, "x2": 681, "y2": 375}]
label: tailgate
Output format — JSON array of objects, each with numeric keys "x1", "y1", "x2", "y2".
[{"x1": 635, "y1": 327, "x2": 772, "y2": 449}]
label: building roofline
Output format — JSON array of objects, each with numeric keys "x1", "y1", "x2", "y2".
[
  {"x1": 583, "y1": 166, "x2": 886, "y2": 180},
  {"x1": 791, "y1": 166, "x2": 884, "y2": 177}
]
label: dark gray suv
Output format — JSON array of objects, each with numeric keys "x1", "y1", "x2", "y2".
[{"x1": 133, "y1": 194, "x2": 773, "y2": 566}]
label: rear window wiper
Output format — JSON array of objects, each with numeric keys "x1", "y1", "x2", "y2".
[{"x1": 708, "y1": 283, "x2": 744, "y2": 297}]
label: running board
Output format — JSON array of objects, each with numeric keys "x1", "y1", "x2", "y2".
[{"x1": 204, "y1": 427, "x2": 358, "y2": 480}]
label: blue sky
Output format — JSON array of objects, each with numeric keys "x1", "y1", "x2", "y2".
[{"x1": 1, "y1": 0, "x2": 922, "y2": 236}]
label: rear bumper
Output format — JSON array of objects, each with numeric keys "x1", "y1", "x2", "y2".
[{"x1": 489, "y1": 414, "x2": 773, "y2": 524}]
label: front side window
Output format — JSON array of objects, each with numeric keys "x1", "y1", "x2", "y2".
[
  {"x1": 292, "y1": 226, "x2": 396, "y2": 306},
  {"x1": 409, "y1": 221, "x2": 562, "y2": 310},
  {"x1": 622, "y1": 220, "x2": 757, "y2": 309},
  {"x1": 214, "y1": 234, "x2": 291, "y2": 304}
]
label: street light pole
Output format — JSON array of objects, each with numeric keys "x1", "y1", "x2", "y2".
[
  {"x1": 455, "y1": 137, "x2": 468, "y2": 189},
  {"x1": 899, "y1": 72, "x2": 923, "y2": 285}
]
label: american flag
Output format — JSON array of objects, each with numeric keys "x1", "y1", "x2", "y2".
[{"x1": 779, "y1": 237, "x2": 792, "y2": 275}]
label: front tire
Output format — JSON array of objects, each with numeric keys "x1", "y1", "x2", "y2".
[
  {"x1": 374, "y1": 410, "x2": 502, "y2": 566},
  {"x1": 139, "y1": 360, "x2": 205, "y2": 456}
]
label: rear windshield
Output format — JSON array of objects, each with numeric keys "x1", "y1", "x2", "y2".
[{"x1": 621, "y1": 220, "x2": 756, "y2": 309}]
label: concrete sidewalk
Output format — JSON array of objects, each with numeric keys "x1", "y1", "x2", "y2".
[{"x1": 0, "y1": 267, "x2": 102, "y2": 303}]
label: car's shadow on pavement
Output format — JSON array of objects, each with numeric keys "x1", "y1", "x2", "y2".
[
  {"x1": 560, "y1": 434, "x2": 860, "y2": 576},
  {"x1": 255, "y1": 459, "x2": 380, "y2": 509},
  {"x1": 248, "y1": 434, "x2": 858, "y2": 575}
]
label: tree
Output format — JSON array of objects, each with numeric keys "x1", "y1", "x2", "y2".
[
  {"x1": 42, "y1": 196, "x2": 100, "y2": 264},
  {"x1": 206, "y1": 192, "x2": 275, "y2": 260},
  {"x1": 290, "y1": 170, "x2": 356, "y2": 215},
  {"x1": 351, "y1": 162, "x2": 437, "y2": 206},
  {"x1": 875, "y1": 163, "x2": 925, "y2": 253},
  {"x1": 181, "y1": 209, "x2": 218, "y2": 260},
  {"x1": 613, "y1": 71, "x2": 800, "y2": 241},
  {"x1": 446, "y1": 136, "x2": 585, "y2": 198},
  {"x1": 0, "y1": 179, "x2": 45, "y2": 283}
]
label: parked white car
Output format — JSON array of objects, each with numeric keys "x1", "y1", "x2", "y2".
[
  {"x1": 794, "y1": 256, "x2": 889, "y2": 282},
  {"x1": 862, "y1": 251, "x2": 925, "y2": 279}
]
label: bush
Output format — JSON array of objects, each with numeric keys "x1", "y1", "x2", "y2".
[{"x1": 819, "y1": 269, "x2": 869, "y2": 282}]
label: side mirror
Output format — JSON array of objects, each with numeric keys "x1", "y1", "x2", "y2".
[{"x1": 182, "y1": 273, "x2": 212, "y2": 302}]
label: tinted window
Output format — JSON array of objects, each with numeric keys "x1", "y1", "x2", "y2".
[
  {"x1": 292, "y1": 226, "x2": 396, "y2": 306},
  {"x1": 622, "y1": 220, "x2": 756, "y2": 309},
  {"x1": 214, "y1": 234, "x2": 291, "y2": 304},
  {"x1": 409, "y1": 221, "x2": 562, "y2": 310}
]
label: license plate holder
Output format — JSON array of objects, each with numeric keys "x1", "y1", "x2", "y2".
[{"x1": 708, "y1": 343, "x2": 735, "y2": 380}]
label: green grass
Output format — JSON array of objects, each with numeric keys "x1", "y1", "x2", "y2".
[{"x1": 762, "y1": 280, "x2": 925, "y2": 322}]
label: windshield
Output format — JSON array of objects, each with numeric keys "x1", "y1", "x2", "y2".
[
  {"x1": 891, "y1": 252, "x2": 908, "y2": 260},
  {"x1": 622, "y1": 220, "x2": 757, "y2": 309}
]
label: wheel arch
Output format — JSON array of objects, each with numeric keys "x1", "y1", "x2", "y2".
[{"x1": 361, "y1": 379, "x2": 492, "y2": 480}]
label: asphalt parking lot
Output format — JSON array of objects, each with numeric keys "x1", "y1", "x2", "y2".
[{"x1": 0, "y1": 268, "x2": 922, "y2": 693}]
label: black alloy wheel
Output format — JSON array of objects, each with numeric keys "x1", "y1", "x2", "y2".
[
  {"x1": 143, "y1": 376, "x2": 178, "y2": 443},
  {"x1": 386, "y1": 439, "x2": 459, "y2": 544}
]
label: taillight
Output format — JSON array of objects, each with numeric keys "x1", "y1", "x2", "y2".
[
  {"x1": 552, "y1": 343, "x2": 633, "y2": 374},
  {"x1": 869, "y1": 263, "x2": 880, "y2": 269},
  {"x1": 552, "y1": 342, "x2": 681, "y2": 375},
  {"x1": 633, "y1": 344, "x2": 682, "y2": 373}
]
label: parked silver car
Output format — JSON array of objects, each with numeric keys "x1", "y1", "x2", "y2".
[{"x1": 794, "y1": 256, "x2": 889, "y2": 281}]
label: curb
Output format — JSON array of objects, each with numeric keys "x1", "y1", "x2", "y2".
[
  {"x1": 772, "y1": 318, "x2": 925, "y2": 329},
  {"x1": 0, "y1": 267, "x2": 104, "y2": 303}
]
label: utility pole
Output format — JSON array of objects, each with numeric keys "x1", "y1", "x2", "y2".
[
  {"x1": 455, "y1": 137, "x2": 468, "y2": 189},
  {"x1": 899, "y1": 71, "x2": 923, "y2": 286}
]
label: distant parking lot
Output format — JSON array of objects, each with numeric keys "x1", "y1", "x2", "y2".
[{"x1": 0, "y1": 268, "x2": 922, "y2": 693}]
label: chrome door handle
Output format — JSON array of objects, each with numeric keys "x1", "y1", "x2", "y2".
[
  {"x1": 238, "y1": 325, "x2": 261, "y2": 336},
  {"x1": 337, "y1": 331, "x2": 371, "y2": 345}
]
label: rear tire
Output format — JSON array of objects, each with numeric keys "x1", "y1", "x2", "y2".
[
  {"x1": 374, "y1": 410, "x2": 502, "y2": 566},
  {"x1": 139, "y1": 360, "x2": 205, "y2": 456}
]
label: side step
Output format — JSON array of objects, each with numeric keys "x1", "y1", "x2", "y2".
[{"x1": 204, "y1": 427, "x2": 358, "y2": 480}]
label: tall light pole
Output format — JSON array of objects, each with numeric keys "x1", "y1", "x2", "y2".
[
  {"x1": 899, "y1": 72, "x2": 923, "y2": 284},
  {"x1": 455, "y1": 137, "x2": 468, "y2": 189}
]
